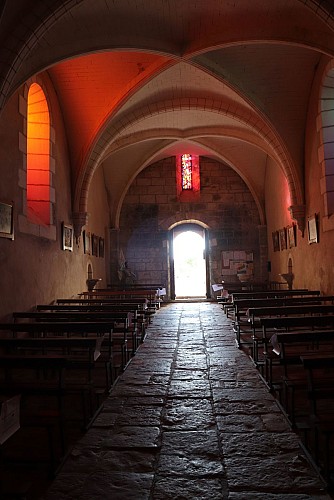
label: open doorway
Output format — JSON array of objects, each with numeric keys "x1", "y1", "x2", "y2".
[{"x1": 173, "y1": 229, "x2": 206, "y2": 298}]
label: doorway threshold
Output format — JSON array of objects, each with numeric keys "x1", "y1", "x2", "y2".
[{"x1": 173, "y1": 297, "x2": 211, "y2": 303}]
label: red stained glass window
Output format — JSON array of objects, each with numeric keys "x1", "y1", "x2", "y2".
[
  {"x1": 181, "y1": 154, "x2": 193, "y2": 190},
  {"x1": 27, "y1": 83, "x2": 50, "y2": 225}
]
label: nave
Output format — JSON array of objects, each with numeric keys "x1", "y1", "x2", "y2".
[{"x1": 43, "y1": 302, "x2": 330, "y2": 500}]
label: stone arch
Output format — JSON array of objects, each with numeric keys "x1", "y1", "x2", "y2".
[
  {"x1": 1, "y1": 0, "x2": 334, "y2": 113},
  {"x1": 18, "y1": 74, "x2": 56, "y2": 240},
  {"x1": 76, "y1": 98, "x2": 301, "y2": 221},
  {"x1": 168, "y1": 219, "x2": 210, "y2": 231},
  {"x1": 0, "y1": 0, "x2": 81, "y2": 110},
  {"x1": 98, "y1": 129, "x2": 268, "y2": 229}
]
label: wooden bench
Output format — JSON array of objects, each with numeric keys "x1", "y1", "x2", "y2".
[
  {"x1": 0, "y1": 335, "x2": 107, "y2": 425},
  {"x1": 0, "y1": 320, "x2": 125, "y2": 389},
  {"x1": 257, "y1": 315, "x2": 334, "y2": 369},
  {"x1": 232, "y1": 294, "x2": 325, "y2": 348},
  {"x1": 107, "y1": 283, "x2": 165, "y2": 292},
  {"x1": 248, "y1": 304, "x2": 334, "y2": 365},
  {"x1": 300, "y1": 354, "x2": 334, "y2": 481},
  {"x1": 36, "y1": 303, "x2": 148, "y2": 343},
  {"x1": 0, "y1": 354, "x2": 68, "y2": 471},
  {"x1": 232, "y1": 289, "x2": 319, "y2": 300},
  {"x1": 57, "y1": 297, "x2": 148, "y2": 308},
  {"x1": 56, "y1": 297, "x2": 153, "y2": 324},
  {"x1": 228, "y1": 289, "x2": 320, "y2": 311},
  {"x1": 225, "y1": 290, "x2": 322, "y2": 332},
  {"x1": 265, "y1": 329, "x2": 334, "y2": 398},
  {"x1": 80, "y1": 288, "x2": 161, "y2": 310},
  {"x1": 12, "y1": 310, "x2": 137, "y2": 359},
  {"x1": 251, "y1": 330, "x2": 334, "y2": 481}
]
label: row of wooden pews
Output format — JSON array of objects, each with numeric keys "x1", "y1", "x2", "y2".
[
  {"x1": 0, "y1": 287, "x2": 159, "y2": 497},
  {"x1": 80, "y1": 287, "x2": 164, "y2": 313},
  {"x1": 221, "y1": 288, "x2": 334, "y2": 487},
  {"x1": 225, "y1": 289, "x2": 324, "y2": 347}
]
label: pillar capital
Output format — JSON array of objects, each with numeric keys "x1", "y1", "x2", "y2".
[
  {"x1": 288, "y1": 205, "x2": 306, "y2": 236},
  {"x1": 72, "y1": 211, "x2": 88, "y2": 243}
]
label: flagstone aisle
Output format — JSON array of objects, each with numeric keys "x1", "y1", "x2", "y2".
[{"x1": 43, "y1": 302, "x2": 331, "y2": 499}]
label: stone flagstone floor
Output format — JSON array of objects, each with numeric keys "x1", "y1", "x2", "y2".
[{"x1": 43, "y1": 301, "x2": 331, "y2": 499}]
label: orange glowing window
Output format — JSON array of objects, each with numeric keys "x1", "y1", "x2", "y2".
[
  {"x1": 181, "y1": 154, "x2": 193, "y2": 190},
  {"x1": 27, "y1": 83, "x2": 50, "y2": 225}
]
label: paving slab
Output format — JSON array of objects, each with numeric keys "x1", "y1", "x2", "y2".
[{"x1": 43, "y1": 302, "x2": 332, "y2": 499}]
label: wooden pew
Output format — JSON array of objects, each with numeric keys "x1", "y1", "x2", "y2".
[
  {"x1": 12, "y1": 310, "x2": 137, "y2": 359},
  {"x1": 248, "y1": 304, "x2": 334, "y2": 365},
  {"x1": 252, "y1": 330, "x2": 334, "y2": 482},
  {"x1": 301, "y1": 353, "x2": 334, "y2": 411},
  {"x1": 0, "y1": 321, "x2": 114, "y2": 336},
  {"x1": 36, "y1": 303, "x2": 148, "y2": 344},
  {"x1": 57, "y1": 297, "x2": 148, "y2": 308},
  {"x1": 300, "y1": 354, "x2": 334, "y2": 482},
  {"x1": 260, "y1": 315, "x2": 334, "y2": 338},
  {"x1": 231, "y1": 294, "x2": 331, "y2": 348},
  {"x1": 227, "y1": 289, "x2": 320, "y2": 313},
  {"x1": 0, "y1": 334, "x2": 108, "y2": 420},
  {"x1": 264, "y1": 329, "x2": 334, "y2": 394},
  {"x1": 56, "y1": 297, "x2": 153, "y2": 325},
  {"x1": 225, "y1": 294, "x2": 334, "y2": 316},
  {"x1": 256, "y1": 315, "x2": 334, "y2": 368},
  {"x1": 0, "y1": 354, "x2": 68, "y2": 471},
  {"x1": 231, "y1": 289, "x2": 319, "y2": 300},
  {"x1": 107, "y1": 283, "x2": 165, "y2": 291},
  {"x1": 0, "y1": 336, "x2": 102, "y2": 375},
  {"x1": 230, "y1": 290, "x2": 321, "y2": 317},
  {"x1": 0, "y1": 320, "x2": 123, "y2": 392},
  {"x1": 80, "y1": 288, "x2": 161, "y2": 310},
  {"x1": 248, "y1": 303, "x2": 334, "y2": 329}
]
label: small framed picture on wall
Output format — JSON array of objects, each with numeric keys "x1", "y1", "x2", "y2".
[
  {"x1": 99, "y1": 237, "x2": 105, "y2": 258},
  {"x1": 287, "y1": 224, "x2": 296, "y2": 248},
  {"x1": 307, "y1": 214, "x2": 318, "y2": 244},
  {"x1": 0, "y1": 201, "x2": 14, "y2": 240},
  {"x1": 62, "y1": 222, "x2": 73, "y2": 251},
  {"x1": 83, "y1": 230, "x2": 91, "y2": 254},
  {"x1": 279, "y1": 228, "x2": 287, "y2": 250},
  {"x1": 91, "y1": 234, "x2": 99, "y2": 256},
  {"x1": 272, "y1": 231, "x2": 280, "y2": 252}
]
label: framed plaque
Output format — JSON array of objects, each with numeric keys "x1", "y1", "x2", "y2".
[{"x1": 0, "y1": 202, "x2": 14, "y2": 240}]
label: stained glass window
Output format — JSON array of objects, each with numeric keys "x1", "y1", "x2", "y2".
[
  {"x1": 181, "y1": 154, "x2": 193, "y2": 190},
  {"x1": 27, "y1": 83, "x2": 51, "y2": 225}
]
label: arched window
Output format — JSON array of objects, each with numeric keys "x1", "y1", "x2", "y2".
[
  {"x1": 27, "y1": 83, "x2": 51, "y2": 225},
  {"x1": 181, "y1": 154, "x2": 193, "y2": 190},
  {"x1": 176, "y1": 154, "x2": 200, "y2": 199}
]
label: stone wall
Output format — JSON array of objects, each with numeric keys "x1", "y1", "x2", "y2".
[
  {"x1": 118, "y1": 156, "x2": 264, "y2": 297},
  {"x1": 0, "y1": 83, "x2": 111, "y2": 319}
]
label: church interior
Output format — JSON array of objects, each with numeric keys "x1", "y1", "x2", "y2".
[{"x1": 1, "y1": 1, "x2": 334, "y2": 498}]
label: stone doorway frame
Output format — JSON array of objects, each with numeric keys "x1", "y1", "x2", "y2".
[{"x1": 168, "y1": 221, "x2": 211, "y2": 300}]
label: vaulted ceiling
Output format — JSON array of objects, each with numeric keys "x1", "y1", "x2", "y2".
[{"x1": 1, "y1": 0, "x2": 334, "y2": 225}]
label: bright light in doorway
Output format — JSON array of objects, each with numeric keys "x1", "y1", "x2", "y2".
[{"x1": 173, "y1": 231, "x2": 206, "y2": 297}]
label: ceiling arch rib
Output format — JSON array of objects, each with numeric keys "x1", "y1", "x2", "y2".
[
  {"x1": 100, "y1": 126, "x2": 275, "y2": 163},
  {"x1": 75, "y1": 97, "x2": 300, "y2": 217},
  {"x1": 1, "y1": 0, "x2": 334, "y2": 111},
  {"x1": 109, "y1": 136, "x2": 268, "y2": 229},
  {"x1": 99, "y1": 126, "x2": 278, "y2": 220}
]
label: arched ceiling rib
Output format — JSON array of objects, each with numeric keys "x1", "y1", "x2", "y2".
[{"x1": 1, "y1": 0, "x2": 334, "y2": 228}]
